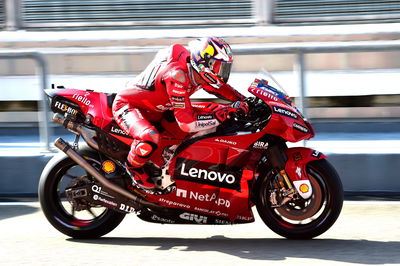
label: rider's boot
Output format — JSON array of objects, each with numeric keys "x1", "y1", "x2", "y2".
[{"x1": 126, "y1": 162, "x2": 174, "y2": 194}]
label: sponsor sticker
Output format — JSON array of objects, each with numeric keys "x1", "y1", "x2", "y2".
[
  {"x1": 72, "y1": 92, "x2": 92, "y2": 107},
  {"x1": 311, "y1": 150, "x2": 322, "y2": 158},
  {"x1": 156, "y1": 104, "x2": 170, "y2": 111},
  {"x1": 173, "y1": 102, "x2": 185, "y2": 109},
  {"x1": 215, "y1": 138, "x2": 237, "y2": 145},
  {"x1": 293, "y1": 122, "x2": 309, "y2": 133},
  {"x1": 171, "y1": 96, "x2": 185, "y2": 102},
  {"x1": 179, "y1": 212, "x2": 208, "y2": 224},
  {"x1": 196, "y1": 120, "x2": 217, "y2": 128},
  {"x1": 92, "y1": 194, "x2": 118, "y2": 207},
  {"x1": 110, "y1": 126, "x2": 129, "y2": 136},
  {"x1": 252, "y1": 141, "x2": 269, "y2": 149},
  {"x1": 197, "y1": 114, "x2": 214, "y2": 120},
  {"x1": 119, "y1": 203, "x2": 135, "y2": 213},
  {"x1": 172, "y1": 89, "x2": 186, "y2": 95},
  {"x1": 151, "y1": 214, "x2": 175, "y2": 224},
  {"x1": 249, "y1": 87, "x2": 279, "y2": 102},
  {"x1": 175, "y1": 188, "x2": 231, "y2": 208},
  {"x1": 174, "y1": 158, "x2": 242, "y2": 190},
  {"x1": 272, "y1": 106, "x2": 297, "y2": 120},
  {"x1": 54, "y1": 101, "x2": 78, "y2": 116}
]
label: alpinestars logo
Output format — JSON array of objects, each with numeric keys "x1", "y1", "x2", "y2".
[{"x1": 174, "y1": 158, "x2": 241, "y2": 190}]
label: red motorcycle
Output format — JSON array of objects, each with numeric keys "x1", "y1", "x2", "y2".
[{"x1": 39, "y1": 74, "x2": 343, "y2": 239}]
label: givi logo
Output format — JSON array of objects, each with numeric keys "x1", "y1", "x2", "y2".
[
  {"x1": 179, "y1": 212, "x2": 207, "y2": 224},
  {"x1": 174, "y1": 158, "x2": 242, "y2": 190}
]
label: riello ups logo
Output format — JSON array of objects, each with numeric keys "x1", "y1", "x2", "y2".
[{"x1": 174, "y1": 158, "x2": 242, "y2": 191}]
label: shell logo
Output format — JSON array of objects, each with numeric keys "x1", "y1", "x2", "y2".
[
  {"x1": 299, "y1": 183, "x2": 310, "y2": 193},
  {"x1": 102, "y1": 160, "x2": 116, "y2": 174}
]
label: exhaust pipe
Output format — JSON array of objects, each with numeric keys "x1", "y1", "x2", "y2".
[
  {"x1": 53, "y1": 113, "x2": 99, "y2": 150},
  {"x1": 54, "y1": 137, "x2": 165, "y2": 212}
]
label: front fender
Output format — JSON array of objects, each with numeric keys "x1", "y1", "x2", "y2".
[{"x1": 284, "y1": 147, "x2": 327, "y2": 199}]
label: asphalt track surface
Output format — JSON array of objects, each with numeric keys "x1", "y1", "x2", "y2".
[{"x1": 1, "y1": 200, "x2": 399, "y2": 265}]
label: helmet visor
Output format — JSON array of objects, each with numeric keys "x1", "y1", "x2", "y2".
[{"x1": 209, "y1": 59, "x2": 232, "y2": 83}]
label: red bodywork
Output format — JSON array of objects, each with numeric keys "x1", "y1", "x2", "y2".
[{"x1": 50, "y1": 78, "x2": 325, "y2": 223}]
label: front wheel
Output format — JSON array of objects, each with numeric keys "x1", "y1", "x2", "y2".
[
  {"x1": 38, "y1": 148, "x2": 126, "y2": 238},
  {"x1": 255, "y1": 159, "x2": 343, "y2": 239}
]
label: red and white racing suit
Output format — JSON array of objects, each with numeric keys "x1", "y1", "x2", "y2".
[{"x1": 112, "y1": 44, "x2": 245, "y2": 168}]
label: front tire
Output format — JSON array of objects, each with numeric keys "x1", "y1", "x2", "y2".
[
  {"x1": 255, "y1": 159, "x2": 343, "y2": 239},
  {"x1": 38, "y1": 148, "x2": 126, "y2": 238}
]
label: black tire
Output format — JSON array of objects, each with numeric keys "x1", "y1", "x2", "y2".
[
  {"x1": 255, "y1": 159, "x2": 343, "y2": 239},
  {"x1": 38, "y1": 147, "x2": 126, "y2": 239}
]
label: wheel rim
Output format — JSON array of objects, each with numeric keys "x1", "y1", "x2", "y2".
[
  {"x1": 50, "y1": 159, "x2": 110, "y2": 229},
  {"x1": 263, "y1": 167, "x2": 330, "y2": 228}
]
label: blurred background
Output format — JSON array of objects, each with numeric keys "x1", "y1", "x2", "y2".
[{"x1": 0, "y1": 0, "x2": 399, "y2": 197}]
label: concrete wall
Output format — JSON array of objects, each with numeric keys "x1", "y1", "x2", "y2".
[{"x1": 0, "y1": 152, "x2": 399, "y2": 196}]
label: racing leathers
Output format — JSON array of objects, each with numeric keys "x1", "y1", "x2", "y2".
[{"x1": 112, "y1": 44, "x2": 245, "y2": 169}]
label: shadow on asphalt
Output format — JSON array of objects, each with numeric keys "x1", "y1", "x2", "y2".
[
  {"x1": 69, "y1": 236, "x2": 400, "y2": 264},
  {"x1": 0, "y1": 205, "x2": 39, "y2": 221}
]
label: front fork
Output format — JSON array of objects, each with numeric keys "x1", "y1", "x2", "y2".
[
  {"x1": 264, "y1": 141, "x2": 326, "y2": 204},
  {"x1": 264, "y1": 143, "x2": 299, "y2": 206}
]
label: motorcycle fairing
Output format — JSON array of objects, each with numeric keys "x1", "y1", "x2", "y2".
[
  {"x1": 151, "y1": 168, "x2": 255, "y2": 223},
  {"x1": 248, "y1": 81, "x2": 314, "y2": 143},
  {"x1": 284, "y1": 147, "x2": 327, "y2": 199},
  {"x1": 144, "y1": 133, "x2": 266, "y2": 223}
]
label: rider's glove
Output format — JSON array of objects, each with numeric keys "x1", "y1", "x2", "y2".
[
  {"x1": 214, "y1": 101, "x2": 249, "y2": 123},
  {"x1": 214, "y1": 108, "x2": 233, "y2": 123},
  {"x1": 231, "y1": 101, "x2": 249, "y2": 118}
]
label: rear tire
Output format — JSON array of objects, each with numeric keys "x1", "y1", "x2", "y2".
[
  {"x1": 38, "y1": 148, "x2": 126, "y2": 239},
  {"x1": 255, "y1": 159, "x2": 343, "y2": 239}
]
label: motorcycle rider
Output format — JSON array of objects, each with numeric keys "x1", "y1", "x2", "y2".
[{"x1": 112, "y1": 37, "x2": 248, "y2": 191}]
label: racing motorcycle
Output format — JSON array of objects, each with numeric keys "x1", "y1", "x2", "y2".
[{"x1": 39, "y1": 73, "x2": 343, "y2": 240}]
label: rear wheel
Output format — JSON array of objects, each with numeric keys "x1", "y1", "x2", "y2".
[
  {"x1": 38, "y1": 148, "x2": 126, "y2": 238},
  {"x1": 255, "y1": 159, "x2": 343, "y2": 239}
]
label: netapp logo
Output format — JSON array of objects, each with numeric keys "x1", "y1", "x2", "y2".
[
  {"x1": 272, "y1": 106, "x2": 297, "y2": 120},
  {"x1": 174, "y1": 158, "x2": 241, "y2": 190}
]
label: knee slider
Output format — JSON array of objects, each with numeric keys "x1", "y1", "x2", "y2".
[{"x1": 134, "y1": 141, "x2": 158, "y2": 159}]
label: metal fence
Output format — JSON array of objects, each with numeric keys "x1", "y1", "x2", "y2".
[
  {"x1": 0, "y1": 51, "x2": 50, "y2": 149},
  {"x1": 0, "y1": 1, "x2": 4, "y2": 28},
  {"x1": 274, "y1": 0, "x2": 400, "y2": 24},
  {"x1": 2, "y1": 39, "x2": 399, "y2": 149},
  {"x1": 2, "y1": 0, "x2": 400, "y2": 30}
]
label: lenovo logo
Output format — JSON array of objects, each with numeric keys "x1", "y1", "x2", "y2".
[
  {"x1": 174, "y1": 158, "x2": 241, "y2": 190},
  {"x1": 272, "y1": 106, "x2": 297, "y2": 120},
  {"x1": 180, "y1": 163, "x2": 236, "y2": 184}
]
